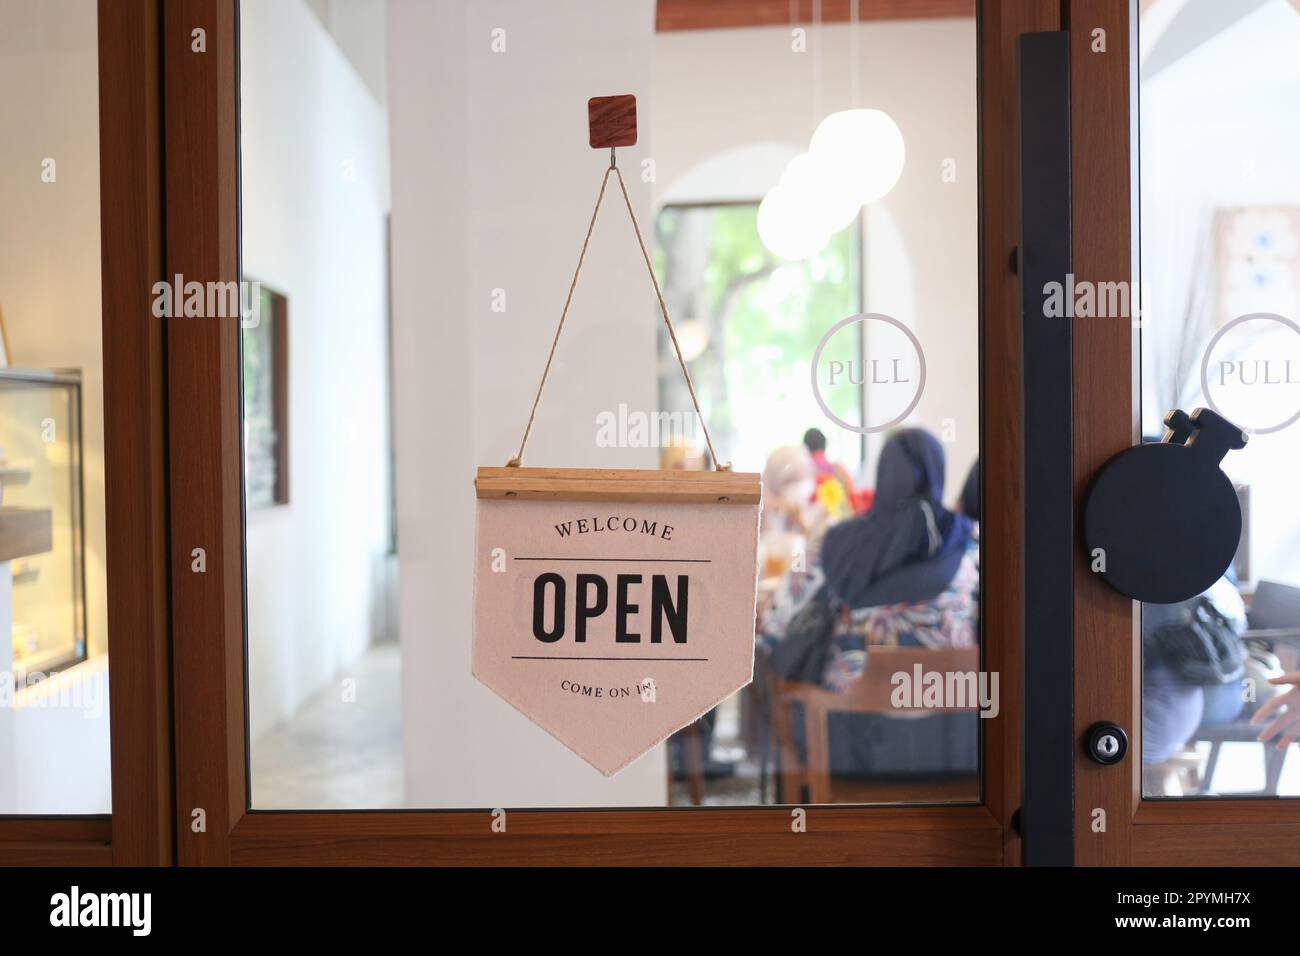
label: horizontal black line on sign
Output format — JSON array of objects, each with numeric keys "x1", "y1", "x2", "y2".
[
  {"x1": 510, "y1": 656, "x2": 710, "y2": 662},
  {"x1": 515, "y1": 557, "x2": 712, "y2": 563}
]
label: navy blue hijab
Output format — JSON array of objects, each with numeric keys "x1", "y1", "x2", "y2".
[{"x1": 820, "y1": 429, "x2": 973, "y2": 609}]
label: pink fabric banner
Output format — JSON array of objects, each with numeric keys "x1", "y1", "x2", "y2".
[{"x1": 473, "y1": 497, "x2": 761, "y2": 775}]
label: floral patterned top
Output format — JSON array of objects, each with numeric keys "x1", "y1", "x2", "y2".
[{"x1": 823, "y1": 536, "x2": 980, "y2": 693}]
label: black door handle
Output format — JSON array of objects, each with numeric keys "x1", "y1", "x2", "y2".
[
  {"x1": 1018, "y1": 29, "x2": 1074, "y2": 868},
  {"x1": 1084, "y1": 407, "x2": 1247, "y2": 604}
]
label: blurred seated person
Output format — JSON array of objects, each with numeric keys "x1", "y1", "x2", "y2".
[
  {"x1": 958, "y1": 458, "x2": 979, "y2": 524},
  {"x1": 1135, "y1": 426, "x2": 1248, "y2": 786},
  {"x1": 763, "y1": 428, "x2": 979, "y2": 778},
  {"x1": 1143, "y1": 575, "x2": 1248, "y2": 776},
  {"x1": 759, "y1": 441, "x2": 857, "y2": 605},
  {"x1": 803, "y1": 427, "x2": 869, "y2": 514},
  {"x1": 761, "y1": 445, "x2": 815, "y2": 537},
  {"x1": 759, "y1": 445, "x2": 822, "y2": 586}
]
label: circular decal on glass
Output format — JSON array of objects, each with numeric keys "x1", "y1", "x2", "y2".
[
  {"x1": 811, "y1": 312, "x2": 926, "y2": 435},
  {"x1": 1199, "y1": 312, "x2": 1300, "y2": 435}
]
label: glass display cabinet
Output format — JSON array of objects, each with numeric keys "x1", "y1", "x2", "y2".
[{"x1": 0, "y1": 369, "x2": 86, "y2": 682}]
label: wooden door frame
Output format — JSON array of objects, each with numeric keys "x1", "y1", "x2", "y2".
[
  {"x1": 1068, "y1": 0, "x2": 1300, "y2": 866},
  {"x1": 6, "y1": 0, "x2": 1284, "y2": 870},
  {"x1": 0, "y1": 0, "x2": 173, "y2": 867},
  {"x1": 165, "y1": 0, "x2": 1031, "y2": 866}
]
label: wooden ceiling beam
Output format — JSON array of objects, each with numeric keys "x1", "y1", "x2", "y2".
[{"x1": 656, "y1": 0, "x2": 975, "y2": 33}]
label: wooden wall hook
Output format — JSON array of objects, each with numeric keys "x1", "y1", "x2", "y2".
[{"x1": 588, "y1": 94, "x2": 637, "y2": 149}]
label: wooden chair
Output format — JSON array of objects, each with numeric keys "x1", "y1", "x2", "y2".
[
  {"x1": 678, "y1": 721, "x2": 706, "y2": 806},
  {"x1": 771, "y1": 645, "x2": 981, "y2": 805},
  {"x1": 1197, "y1": 720, "x2": 1290, "y2": 796}
]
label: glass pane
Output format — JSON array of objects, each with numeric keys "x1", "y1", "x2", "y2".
[
  {"x1": 1140, "y1": 0, "x2": 1300, "y2": 797},
  {"x1": 0, "y1": 0, "x2": 110, "y2": 813},
  {"x1": 242, "y1": 0, "x2": 981, "y2": 808}
]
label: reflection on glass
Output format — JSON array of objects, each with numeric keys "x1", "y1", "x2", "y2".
[
  {"x1": 0, "y1": 371, "x2": 86, "y2": 684},
  {"x1": 243, "y1": 0, "x2": 978, "y2": 808},
  {"x1": 242, "y1": 283, "x2": 288, "y2": 510},
  {"x1": 241, "y1": 0, "x2": 399, "y2": 810},
  {"x1": 651, "y1": 17, "x2": 979, "y2": 803},
  {"x1": 751, "y1": 430, "x2": 982, "y2": 807},
  {"x1": 656, "y1": 201, "x2": 981, "y2": 805},
  {"x1": 655, "y1": 203, "x2": 862, "y2": 476},
  {"x1": 0, "y1": 0, "x2": 110, "y2": 813},
  {"x1": 1140, "y1": 0, "x2": 1300, "y2": 797}
]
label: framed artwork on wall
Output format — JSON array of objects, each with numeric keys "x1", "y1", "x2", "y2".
[{"x1": 242, "y1": 282, "x2": 289, "y2": 509}]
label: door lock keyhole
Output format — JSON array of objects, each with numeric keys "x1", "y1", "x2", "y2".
[{"x1": 1085, "y1": 722, "x2": 1129, "y2": 765}]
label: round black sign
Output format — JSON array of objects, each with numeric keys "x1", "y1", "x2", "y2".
[{"x1": 1083, "y1": 409, "x2": 1246, "y2": 605}]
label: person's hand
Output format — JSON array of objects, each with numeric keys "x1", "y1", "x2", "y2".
[
  {"x1": 1251, "y1": 672, "x2": 1300, "y2": 751},
  {"x1": 775, "y1": 496, "x2": 808, "y2": 533}
]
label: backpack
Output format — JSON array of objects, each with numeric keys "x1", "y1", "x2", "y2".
[{"x1": 1147, "y1": 596, "x2": 1245, "y2": 685}]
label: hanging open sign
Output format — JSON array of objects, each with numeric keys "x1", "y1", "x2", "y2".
[
  {"x1": 473, "y1": 468, "x2": 761, "y2": 775},
  {"x1": 470, "y1": 95, "x2": 762, "y2": 774}
]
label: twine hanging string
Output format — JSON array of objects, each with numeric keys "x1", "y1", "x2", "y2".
[{"x1": 506, "y1": 151, "x2": 729, "y2": 471}]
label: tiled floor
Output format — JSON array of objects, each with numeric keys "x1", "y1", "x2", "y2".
[
  {"x1": 250, "y1": 643, "x2": 404, "y2": 809},
  {"x1": 250, "y1": 644, "x2": 1298, "y2": 808},
  {"x1": 668, "y1": 696, "x2": 769, "y2": 806},
  {"x1": 669, "y1": 750, "x2": 766, "y2": 806}
]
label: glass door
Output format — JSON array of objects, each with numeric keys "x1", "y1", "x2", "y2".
[
  {"x1": 166, "y1": 0, "x2": 1048, "y2": 866},
  {"x1": 1136, "y1": 0, "x2": 1300, "y2": 800},
  {"x1": 241, "y1": 0, "x2": 987, "y2": 812},
  {"x1": 0, "y1": 0, "x2": 172, "y2": 865},
  {"x1": 1071, "y1": 0, "x2": 1300, "y2": 865}
]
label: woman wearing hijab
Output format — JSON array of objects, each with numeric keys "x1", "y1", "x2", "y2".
[
  {"x1": 959, "y1": 458, "x2": 980, "y2": 524},
  {"x1": 820, "y1": 429, "x2": 975, "y2": 624},
  {"x1": 766, "y1": 428, "x2": 980, "y2": 778}
]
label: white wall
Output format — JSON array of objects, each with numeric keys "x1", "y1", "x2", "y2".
[
  {"x1": 389, "y1": 0, "x2": 666, "y2": 807},
  {"x1": 652, "y1": 20, "x2": 980, "y2": 502},
  {"x1": 305, "y1": 0, "x2": 389, "y2": 106},
  {"x1": 241, "y1": 0, "x2": 393, "y2": 742},
  {"x1": 10, "y1": 654, "x2": 110, "y2": 813},
  {"x1": 0, "y1": 0, "x2": 110, "y2": 813}
]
